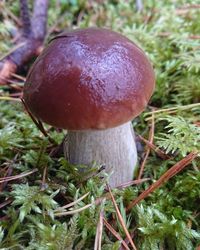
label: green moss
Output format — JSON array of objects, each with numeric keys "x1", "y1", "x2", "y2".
[{"x1": 0, "y1": 0, "x2": 200, "y2": 249}]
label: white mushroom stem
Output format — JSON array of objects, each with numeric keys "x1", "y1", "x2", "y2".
[{"x1": 63, "y1": 122, "x2": 137, "y2": 188}]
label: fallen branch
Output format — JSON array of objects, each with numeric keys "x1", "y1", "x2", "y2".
[{"x1": 0, "y1": 0, "x2": 48, "y2": 85}]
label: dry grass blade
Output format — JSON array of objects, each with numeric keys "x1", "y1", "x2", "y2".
[
  {"x1": 11, "y1": 73, "x2": 26, "y2": 81},
  {"x1": 158, "y1": 32, "x2": 200, "y2": 40},
  {"x1": 1, "y1": 1, "x2": 22, "y2": 26},
  {"x1": 178, "y1": 4, "x2": 200, "y2": 9},
  {"x1": 21, "y1": 98, "x2": 56, "y2": 145},
  {"x1": 55, "y1": 192, "x2": 90, "y2": 211},
  {"x1": 0, "y1": 166, "x2": 13, "y2": 191},
  {"x1": 145, "y1": 103, "x2": 200, "y2": 120},
  {"x1": 138, "y1": 112, "x2": 155, "y2": 179},
  {"x1": 176, "y1": 4, "x2": 200, "y2": 15},
  {"x1": 107, "y1": 184, "x2": 137, "y2": 250},
  {"x1": 0, "y1": 75, "x2": 24, "y2": 87},
  {"x1": 40, "y1": 166, "x2": 47, "y2": 191},
  {"x1": 10, "y1": 92, "x2": 23, "y2": 97},
  {"x1": 95, "y1": 179, "x2": 149, "y2": 206},
  {"x1": 119, "y1": 230, "x2": 136, "y2": 250},
  {"x1": 127, "y1": 152, "x2": 198, "y2": 211},
  {"x1": 0, "y1": 42, "x2": 26, "y2": 61},
  {"x1": 7, "y1": 83, "x2": 23, "y2": 91},
  {"x1": 54, "y1": 203, "x2": 92, "y2": 216},
  {"x1": 0, "y1": 96, "x2": 21, "y2": 102},
  {"x1": 0, "y1": 199, "x2": 12, "y2": 209},
  {"x1": 188, "y1": 35, "x2": 200, "y2": 39},
  {"x1": 103, "y1": 218, "x2": 130, "y2": 250},
  {"x1": 138, "y1": 135, "x2": 171, "y2": 160},
  {"x1": 114, "y1": 178, "x2": 150, "y2": 189},
  {"x1": 0, "y1": 169, "x2": 38, "y2": 183},
  {"x1": 94, "y1": 207, "x2": 104, "y2": 250}
]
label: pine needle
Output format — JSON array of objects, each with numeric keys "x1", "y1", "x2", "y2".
[
  {"x1": 127, "y1": 152, "x2": 198, "y2": 211},
  {"x1": 103, "y1": 218, "x2": 130, "y2": 250},
  {"x1": 54, "y1": 203, "x2": 93, "y2": 216},
  {"x1": 138, "y1": 135, "x2": 171, "y2": 160},
  {"x1": 0, "y1": 169, "x2": 38, "y2": 183},
  {"x1": 0, "y1": 96, "x2": 21, "y2": 102},
  {"x1": 94, "y1": 206, "x2": 104, "y2": 250},
  {"x1": 107, "y1": 184, "x2": 138, "y2": 250},
  {"x1": 138, "y1": 112, "x2": 155, "y2": 179},
  {"x1": 146, "y1": 103, "x2": 200, "y2": 119},
  {"x1": 55, "y1": 192, "x2": 90, "y2": 211}
]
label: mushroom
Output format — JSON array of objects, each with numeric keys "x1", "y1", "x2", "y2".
[{"x1": 23, "y1": 28, "x2": 155, "y2": 188}]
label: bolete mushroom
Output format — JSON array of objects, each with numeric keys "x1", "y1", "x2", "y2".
[{"x1": 23, "y1": 28, "x2": 155, "y2": 187}]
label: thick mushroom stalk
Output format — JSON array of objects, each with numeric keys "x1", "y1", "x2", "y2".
[{"x1": 64, "y1": 122, "x2": 137, "y2": 187}]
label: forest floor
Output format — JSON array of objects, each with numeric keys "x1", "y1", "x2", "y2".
[{"x1": 0, "y1": 1, "x2": 200, "y2": 249}]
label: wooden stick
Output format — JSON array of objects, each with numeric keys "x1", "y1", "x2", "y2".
[{"x1": 20, "y1": 0, "x2": 31, "y2": 37}]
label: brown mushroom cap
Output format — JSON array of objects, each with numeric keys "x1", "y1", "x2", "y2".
[{"x1": 23, "y1": 28, "x2": 155, "y2": 130}]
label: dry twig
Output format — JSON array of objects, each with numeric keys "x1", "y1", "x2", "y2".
[{"x1": 0, "y1": 0, "x2": 48, "y2": 85}]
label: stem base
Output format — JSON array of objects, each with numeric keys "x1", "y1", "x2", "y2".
[{"x1": 64, "y1": 122, "x2": 137, "y2": 188}]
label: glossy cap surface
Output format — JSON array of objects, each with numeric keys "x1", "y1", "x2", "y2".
[{"x1": 23, "y1": 28, "x2": 155, "y2": 130}]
